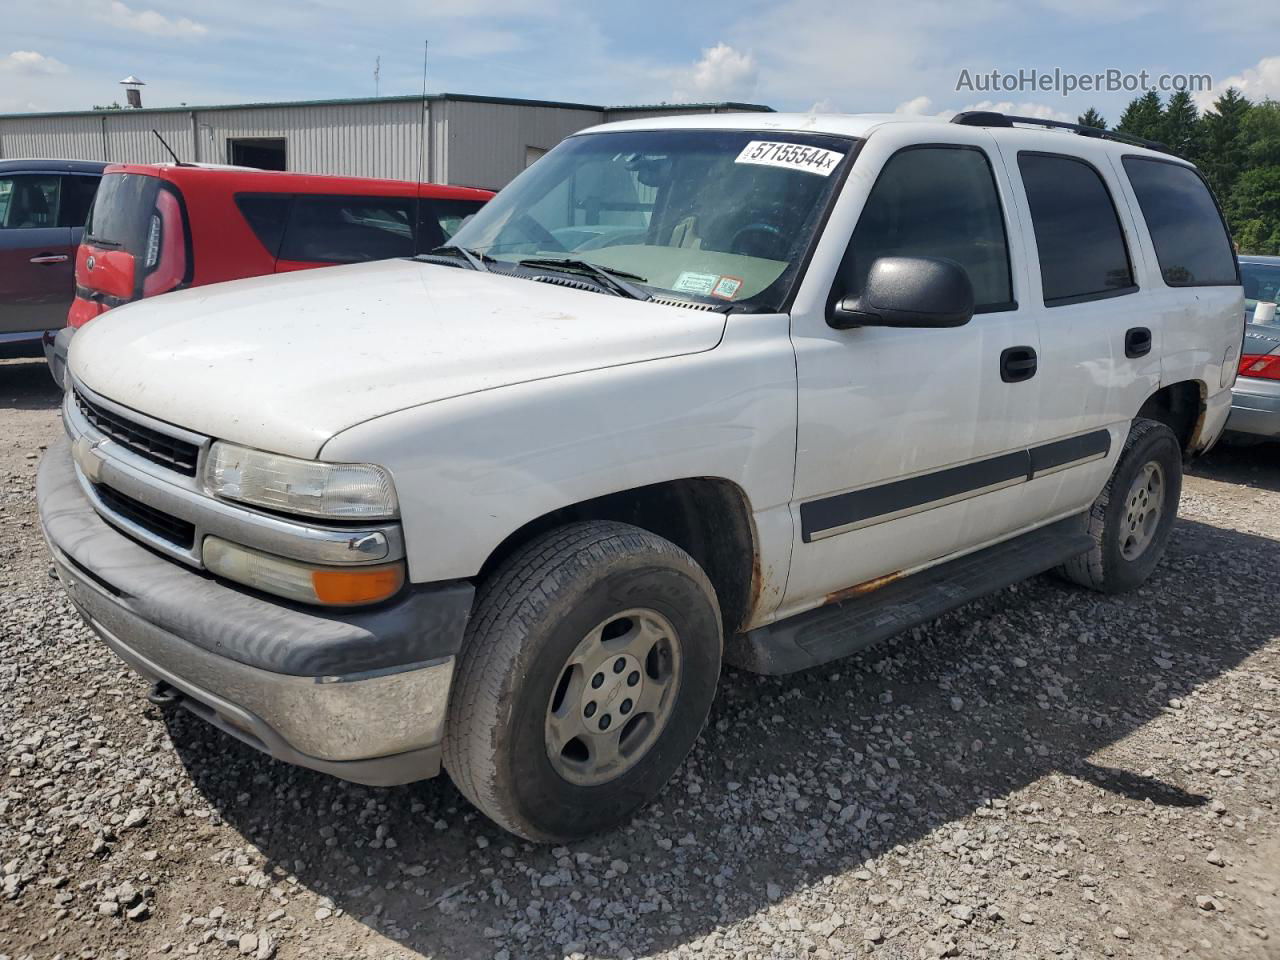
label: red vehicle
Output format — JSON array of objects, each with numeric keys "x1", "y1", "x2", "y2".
[{"x1": 48, "y1": 164, "x2": 493, "y2": 385}]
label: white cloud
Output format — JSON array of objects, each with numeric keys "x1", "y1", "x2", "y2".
[
  {"x1": 1, "y1": 50, "x2": 68, "y2": 75},
  {"x1": 895, "y1": 95, "x2": 936, "y2": 115},
  {"x1": 1195, "y1": 55, "x2": 1280, "y2": 110},
  {"x1": 97, "y1": 0, "x2": 207, "y2": 38},
  {"x1": 673, "y1": 43, "x2": 758, "y2": 103},
  {"x1": 895, "y1": 95, "x2": 1071, "y2": 122}
]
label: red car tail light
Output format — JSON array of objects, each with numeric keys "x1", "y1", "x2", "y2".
[
  {"x1": 142, "y1": 188, "x2": 187, "y2": 297},
  {"x1": 1238, "y1": 353, "x2": 1280, "y2": 381}
]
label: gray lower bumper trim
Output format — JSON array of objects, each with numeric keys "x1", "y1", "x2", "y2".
[{"x1": 99, "y1": 618, "x2": 442, "y2": 786}]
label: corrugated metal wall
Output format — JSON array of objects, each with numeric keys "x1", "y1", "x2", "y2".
[
  {"x1": 190, "y1": 100, "x2": 425, "y2": 178},
  {"x1": 440, "y1": 100, "x2": 605, "y2": 189},
  {"x1": 0, "y1": 96, "x2": 767, "y2": 186},
  {"x1": 0, "y1": 100, "x2": 428, "y2": 178}
]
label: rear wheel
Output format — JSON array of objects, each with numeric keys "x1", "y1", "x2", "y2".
[
  {"x1": 443, "y1": 521, "x2": 722, "y2": 842},
  {"x1": 1056, "y1": 418, "x2": 1182, "y2": 593}
]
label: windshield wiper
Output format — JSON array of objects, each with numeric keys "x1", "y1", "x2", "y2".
[
  {"x1": 84, "y1": 235, "x2": 123, "y2": 249},
  {"x1": 516, "y1": 257, "x2": 650, "y2": 301},
  {"x1": 425, "y1": 244, "x2": 492, "y2": 272}
]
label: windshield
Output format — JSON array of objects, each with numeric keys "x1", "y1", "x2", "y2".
[
  {"x1": 448, "y1": 129, "x2": 857, "y2": 310},
  {"x1": 1242, "y1": 261, "x2": 1280, "y2": 319}
]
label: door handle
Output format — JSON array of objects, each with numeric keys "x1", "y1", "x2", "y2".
[
  {"x1": 1000, "y1": 345, "x2": 1038, "y2": 383},
  {"x1": 1125, "y1": 326, "x2": 1152, "y2": 358},
  {"x1": 29, "y1": 254, "x2": 69, "y2": 265}
]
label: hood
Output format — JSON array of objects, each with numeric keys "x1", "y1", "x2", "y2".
[{"x1": 70, "y1": 258, "x2": 726, "y2": 458}]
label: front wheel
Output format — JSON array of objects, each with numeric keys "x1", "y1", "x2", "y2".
[
  {"x1": 443, "y1": 521, "x2": 722, "y2": 842},
  {"x1": 1056, "y1": 418, "x2": 1182, "y2": 593}
]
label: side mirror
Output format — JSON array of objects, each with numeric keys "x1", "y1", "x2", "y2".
[{"x1": 828, "y1": 256, "x2": 975, "y2": 330}]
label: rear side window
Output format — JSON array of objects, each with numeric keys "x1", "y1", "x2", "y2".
[
  {"x1": 843, "y1": 145, "x2": 1013, "y2": 311},
  {"x1": 1018, "y1": 153, "x2": 1135, "y2": 306},
  {"x1": 1122, "y1": 157, "x2": 1238, "y2": 286},
  {"x1": 236, "y1": 195, "x2": 291, "y2": 258},
  {"x1": 0, "y1": 174, "x2": 60, "y2": 229},
  {"x1": 279, "y1": 196, "x2": 415, "y2": 264},
  {"x1": 58, "y1": 174, "x2": 100, "y2": 228},
  {"x1": 416, "y1": 198, "x2": 486, "y2": 253}
]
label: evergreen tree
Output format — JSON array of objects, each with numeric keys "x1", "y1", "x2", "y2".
[
  {"x1": 1161, "y1": 91, "x2": 1201, "y2": 160},
  {"x1": 1200, "y1": 88, "x2": 1252, "y2": 207},
  {"x1": 1078, "y1": 108, "x2": 1107, "y2": 130},
  {"x1": 1116, "y1": 91, "x2": 1164, "y2": 141}
]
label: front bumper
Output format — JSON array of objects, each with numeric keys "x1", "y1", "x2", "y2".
[
  {"x1": 1227, "y1": 376, "x2": 1280, "y2": 439},
  {"x1": 38, "y1": 439, "x2": 474, "y2": 786}
]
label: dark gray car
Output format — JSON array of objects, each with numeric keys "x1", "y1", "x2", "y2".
[
  {"x1": 0, "y1": 159, "x2": 105, "y2": 358},
  {"x1": 1230, "y1": 255, "x2": 1280, "y2": 441}
]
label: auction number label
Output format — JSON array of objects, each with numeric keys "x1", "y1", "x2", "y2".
[{"x1": 734, "y1": 141, "x2": 844, "y2": 176}]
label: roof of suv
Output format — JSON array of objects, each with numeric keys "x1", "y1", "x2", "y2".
[
  {"x1": 578, "y1": 112, "x2": 1184, "y2": 164},
  {"x1": 0, "y1": 158, "x2": 109, "y2": 175}
]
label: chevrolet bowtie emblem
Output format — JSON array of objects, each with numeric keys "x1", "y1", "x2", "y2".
[{"x1": 73, "y1": 435, "x2": 108, "y2": 483}]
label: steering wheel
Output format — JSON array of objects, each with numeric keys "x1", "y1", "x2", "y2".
[
  {"x1": 511, "y1": 214, "x2": 567, "y2": 253},
  {"x1": 727, "y1": 220, "x2": 789, "y2": 260}
]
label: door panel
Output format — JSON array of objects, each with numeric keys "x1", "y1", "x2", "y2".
[
  {"x1": 992, "y1": 135, "x2": 1162, "y2": 515},
  {"x1": 0, "y1": 226, "x2": 74, "y2": 335},
  {"x1": 783, "y1": 128, "x2": 1042, "y2": 616},
  {"x1": 0, "y1": 173, "x2": 74, "y2": 335}
]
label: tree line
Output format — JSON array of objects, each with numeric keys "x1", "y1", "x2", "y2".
[{"x1": 1079, "y1": 90, "x2": 1280, "y2": 255}]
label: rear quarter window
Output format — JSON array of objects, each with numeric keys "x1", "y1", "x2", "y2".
[
  {"x1": 235, "y1": 195, "x2": 291, "y2": 258},
  {"x1": 1121, "y1": 156, "x2": 1238, "y2": 286}
]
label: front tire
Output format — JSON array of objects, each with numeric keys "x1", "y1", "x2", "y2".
[
  {"x1": 443, "y1": 521, "x2": 722, "y2": 842},
  {"x1": 1056, "y1": 418, "x2": 1182, "y2": 593}
]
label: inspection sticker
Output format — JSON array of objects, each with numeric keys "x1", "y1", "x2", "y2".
[
  {"x1": 735, "y1": 140, "x2": 844, "y2": 176},
  {"x1": 672, "y1": 271, "x2": 722, "y2": 295},
  {"x1": 712, "y1": 275, "x2": 744, "y2": 300}
]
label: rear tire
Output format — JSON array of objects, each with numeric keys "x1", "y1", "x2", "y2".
[
  {"x1": 443, "y1": 521, "x2": 722, "y2": 842},
  {"x1": 1056, "y1": 418, "x2": 1182, "y2": 593}
]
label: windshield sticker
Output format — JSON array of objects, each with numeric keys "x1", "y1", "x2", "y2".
[
  {"x1": 735, "y1": 141, "x2": 844, "y2": 176},
  {"x1": 672, "y1": 271, "x2": 722, "y2": 295},
  {"x1": 712, "y1": 276, "x2": 744, "y2": 300}
]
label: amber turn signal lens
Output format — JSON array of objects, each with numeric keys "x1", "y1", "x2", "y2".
[{"x1": 311, "y1": 564, "x2": 405, "y2": 606}]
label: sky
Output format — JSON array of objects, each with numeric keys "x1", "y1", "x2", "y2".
[{"x1": 3, "y1": 0, "x2": 1280, "y2": 123}]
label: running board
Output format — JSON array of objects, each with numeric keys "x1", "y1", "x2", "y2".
[{"x1": 727, "y1": 514, "x2": 1092, "y2": 675}]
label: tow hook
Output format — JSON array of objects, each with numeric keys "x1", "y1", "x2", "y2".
[{"x1": 146, "y1": 682, "x2": 181, "y2": 706}]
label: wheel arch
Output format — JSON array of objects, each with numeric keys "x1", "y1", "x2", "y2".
[
  {"x1": 475, "y1": 477, "x2": 760, "y2": 637},
  {"x1": 1136, "y1": 379, "x2": 1210, "y2": 454}
]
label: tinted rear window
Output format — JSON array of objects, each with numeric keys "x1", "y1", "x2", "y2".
[
  {"x1": 1122, "y1": 157, "x2": 1238, "y2": 286},
  {"x1": 279, "y1": 196, "x2": 415, "y2": 264},
  {"x1": 85, "y1": 173, "x2": 160, "y2": 253},
  {"x1": 1018, "y1": 153, "x2": 1135, "y2": 305}
]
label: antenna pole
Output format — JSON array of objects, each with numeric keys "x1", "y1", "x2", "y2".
[
  {"x1": 374, "y1": 55, "x2": 380, "y2": 98},
  {"x1": 415, "y1": 40, "x2": 428, "y2": 250},
  {"x1": 151, "y1": 128, "x2": 182, "y2": 165}
]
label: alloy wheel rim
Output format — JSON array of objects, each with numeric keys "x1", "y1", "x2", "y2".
[
  {"x1": 544, "y1": 608, "x2": 682, "y2": 786},
  {"x1": 1120, "y1": 460, "x2": 1165, "y2": 561}
]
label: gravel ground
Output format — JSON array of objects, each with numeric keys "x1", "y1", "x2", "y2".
[{"x1": 1, "y1": 355, "x2": 1278, "y2": 960}]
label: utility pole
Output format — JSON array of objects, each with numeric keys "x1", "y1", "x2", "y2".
[{"x1": 374, "y1": 56, "x2": 381, "y2": 97}]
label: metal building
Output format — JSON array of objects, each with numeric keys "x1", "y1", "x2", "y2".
[{"x1": 0, "y1": 93, "x2": 772, "y2": 190}]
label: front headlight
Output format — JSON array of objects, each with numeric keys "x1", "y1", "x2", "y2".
[{"x1": 205, "y1": 442, "x2": 398, "y2": 520}]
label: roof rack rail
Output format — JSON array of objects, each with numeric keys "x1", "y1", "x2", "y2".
[{"x1": 950, "y1": 110, "x2": 1170, "y2": 153}]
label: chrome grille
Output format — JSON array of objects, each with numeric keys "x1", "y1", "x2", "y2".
[{"x1": 74, "y1": 388, "x2": 200, "y2": 476}]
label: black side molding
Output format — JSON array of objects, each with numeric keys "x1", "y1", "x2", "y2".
[{"x1": 800, "y1": 430, "x2": 1112, "y2": 542}]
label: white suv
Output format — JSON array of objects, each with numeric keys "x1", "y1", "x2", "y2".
[{"x1": 39, "y1": 110, "x2": 1243, "y2": 841}]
